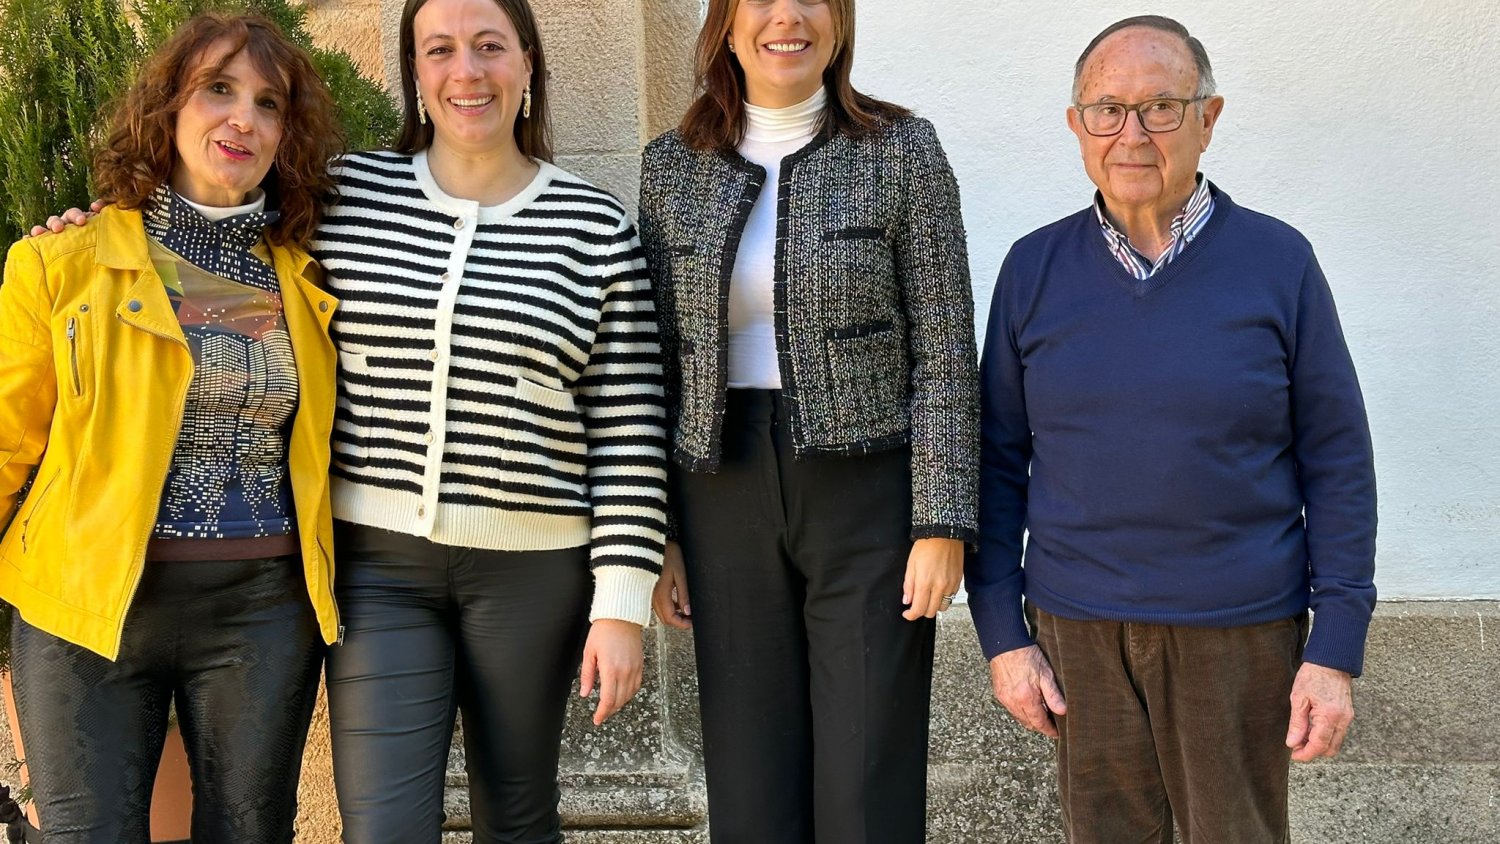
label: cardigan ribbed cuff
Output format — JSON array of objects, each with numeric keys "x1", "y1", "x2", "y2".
[{"x1": 589, "y1": 565, "x2": 657, "y2": 627}]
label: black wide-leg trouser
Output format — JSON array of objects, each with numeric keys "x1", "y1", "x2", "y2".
[
  {"x1": 675, "y1": 389, "x2": 935, "y2": 844},
  {"x1": 325, "y1": 523, "x2": 591, "y2": 844},
  {"x1": 10, "y1": 556, "x2": 324, "y2": 844}
]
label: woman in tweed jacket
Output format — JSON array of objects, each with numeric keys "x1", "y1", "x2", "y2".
[{"x1": 639, "y1": 1, "x2": 978, "y2": 840}]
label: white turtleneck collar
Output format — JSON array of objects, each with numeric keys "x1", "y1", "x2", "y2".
[
  {"x1": 180, "y1": 188, "x2": 267, "y2": 222},
  {"x1": 744, "y1": 88, "x2": 828, "y2": 144}
]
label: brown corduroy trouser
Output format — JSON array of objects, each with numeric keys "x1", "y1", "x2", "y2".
[{"x1": 1031, "y1": 605, "x2": 1308, "y2": 844}]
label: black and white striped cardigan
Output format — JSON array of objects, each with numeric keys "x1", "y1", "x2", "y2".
[{"x1": 311, "y1": 151, "x2": 667, "y2": 625}]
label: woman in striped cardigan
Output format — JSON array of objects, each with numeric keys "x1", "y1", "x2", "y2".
[
  {"x1": 36, "y1": 2, "x2": 665, "y2": 841},
  {"x1": 311, "y1": 0, "x2": 666, "y2": 840}
]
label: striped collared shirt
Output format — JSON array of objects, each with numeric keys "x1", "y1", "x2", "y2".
[{"x1": 1095, "y1": 175, "x2": 1214, "y2": 279}]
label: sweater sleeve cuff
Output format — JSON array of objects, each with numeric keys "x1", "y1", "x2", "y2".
[
  {"x1": 588, "y1": 565, "x2": 657, "y2": 628},
  {"x1": 966, "y1": 581, "x2": 1033, "y2": 662},
  {"x1": 1300, "y1": 608, "x2": 1372, "y2": 678},
  {"x1": 911, "y1": 523, "x2": 979, "y2": 547}
]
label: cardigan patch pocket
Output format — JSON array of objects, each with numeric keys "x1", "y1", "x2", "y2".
[
  {"x1": 824, "y1": 322, "x2": 906, "y2": 431},
  {"x1": 331, "y1": 351, "x2": 374, "y2": 469},
  {"x1": 501, "y1": 376, "x2": 589, "y2": 507}
]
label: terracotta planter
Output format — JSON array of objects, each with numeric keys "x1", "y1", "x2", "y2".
[{"x1": 1, "y1": 671, "x2": 193, "y2": 841}]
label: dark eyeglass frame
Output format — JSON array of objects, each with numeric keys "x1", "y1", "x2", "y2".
[{"x1": 1072, "y1": 97, "x2": 1210, "y2": 136}]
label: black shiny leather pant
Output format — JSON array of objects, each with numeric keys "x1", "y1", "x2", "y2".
[
  {"x1": 10, "y1": 556, "x2": 324, "y2": 844},
  {"x1": 325, "y1": 523, "x2": 590, "y2": 844}
]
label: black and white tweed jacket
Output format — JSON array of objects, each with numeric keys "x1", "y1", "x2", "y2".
[{"x1": 638, "y1": 116, "x2": 978, "y2": 542}]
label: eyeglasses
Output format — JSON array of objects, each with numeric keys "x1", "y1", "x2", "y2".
[{"x1": 1073, "y1": 97, "x2": 1208, "y2": 136}]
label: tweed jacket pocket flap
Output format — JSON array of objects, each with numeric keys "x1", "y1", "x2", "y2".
[
  {"x1": 827, "y1": 320, "x2": 896, "y2": 341},
  {"x1": 825, "y1": 323, "x2": 906, "y2": 430},
  {"x1": 823, "y1": 226, "x2": 886, "y2": 242}
]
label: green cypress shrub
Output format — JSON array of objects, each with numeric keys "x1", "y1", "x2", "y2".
[{"x1": 0, "y1": 0, "x2": 399, "y2": 241}]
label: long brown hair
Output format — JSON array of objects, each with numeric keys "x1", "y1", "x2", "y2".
[
  {"x1": 93, "y1": 13, "x2": 344, "y2": 247},
  {"x1": 393, "y1": 0, "x2": 553, "y2": 162},
  {"x1": 678, "y1": 0, "x2": 910, "y2": 151}
]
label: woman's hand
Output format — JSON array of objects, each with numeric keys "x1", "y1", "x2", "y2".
[
  {"x1": 27, "y1": 202, "x2": 104, "y2": 237},
  {"x1": 901, "y1": 537, "x2": 964, "y2": 620},
  {"x1": 651, "y1": 541, "x2": 692, "y2": 629},
  {"x1": 579, "y1": 618, "x2": 644, "y2": 726}
]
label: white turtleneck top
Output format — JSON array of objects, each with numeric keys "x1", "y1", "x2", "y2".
[{"x1": 727, "y1": 88, "x2": 827, "y2": 389}]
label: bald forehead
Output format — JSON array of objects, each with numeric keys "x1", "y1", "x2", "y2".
[{"x1": 1077, "y1": 27, "x2": 1198, "y2": 99}]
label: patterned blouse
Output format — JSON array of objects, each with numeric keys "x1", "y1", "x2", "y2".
[{"x1": 144, "y1": 187, "x2": 298, "y2": 547}]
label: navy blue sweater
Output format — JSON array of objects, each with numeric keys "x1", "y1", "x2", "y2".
[{"x1": 968, "y1": 185, "x2": 1376, "y2": 676}]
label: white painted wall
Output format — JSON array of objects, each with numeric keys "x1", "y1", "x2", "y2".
[{"x1": 851, "y1": 1, "x2": 1500, "y2": 598}]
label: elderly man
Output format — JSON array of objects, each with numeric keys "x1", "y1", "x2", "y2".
[{"x1": 967, "y1": 14, "x2": 1376, "y2": 843}]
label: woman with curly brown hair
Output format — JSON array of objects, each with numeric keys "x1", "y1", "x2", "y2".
[{"x1": 0, "y1": 12, "x2": 345, "y2": 842}]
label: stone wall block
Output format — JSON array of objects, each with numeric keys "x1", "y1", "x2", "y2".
[{"x1": 1341, "y1": 602, "x2": 1500, "y2": 764}]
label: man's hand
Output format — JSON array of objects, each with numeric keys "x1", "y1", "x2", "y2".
[
  {"x1": 579, "y1": 618, "x2": 645, "y2": 727},
  {"x1": 901, "y1": 537, "x2": 964, "y2": 620},
  {"x1": 651, "y1": 540, "x2": 692, "y2": 629},
  {"x1": 1286, "y1": 662, "x2": 1354, "y2": 761},
  {"x1": 989, "y1": 643, "x2": 1067, "y2": 738}
]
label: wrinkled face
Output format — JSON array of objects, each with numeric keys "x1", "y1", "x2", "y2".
[
  {"x1": 411, "y1": 0, "x2": 532, "y2": 154},
  {"x1": 1067, "y1": 27, "x2": 1223, "y2": 216},
  {"x1": 730, "y1": 0, "x2": 837, "y2": 108},
  {"x1": 171, "y1": 43, "x2": 286, "y2": 207}
]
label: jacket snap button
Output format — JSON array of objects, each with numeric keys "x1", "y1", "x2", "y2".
[
  {"x1": 79, "y1": 304, "x2": 89, "y2": 313},
  {"x1": 319, "y1": 301, "x2": 330, "y2": 313},
  {"x1": 127, "y1": 300, "x2": 142, "y2": 312}
]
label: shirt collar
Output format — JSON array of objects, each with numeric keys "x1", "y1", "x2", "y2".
[{"x1": 1094, "y1": 175, "x2": 1214, "y2": 279}]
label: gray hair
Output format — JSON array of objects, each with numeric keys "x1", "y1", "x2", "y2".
[{"x1": 1072, "y1": 15, "x2": 1217, "y2": 104}]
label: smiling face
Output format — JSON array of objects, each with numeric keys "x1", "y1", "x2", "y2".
[
  {"x1": 170, "y1": 42, "x2": 286, "y2": 207},
  {"x1": 1067, "y1": 26, "x2": 1223, "y2": 221},
  {"x1": 411, "y1": 0, "x2": 531, "y2": 156},
  {"x1": 730, "y1": 0, "x2": 837, "y2": 108}
]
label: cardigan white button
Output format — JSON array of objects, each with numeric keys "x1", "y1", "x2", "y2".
[
  {"x1": 440, "y1": 272, "x2": 451, "y2": 281},
  {"x1": 454, "y1": 219, "x2": 465, "y2": 231},
  {"x1": 428, "y1": 349, "x2": 440, "y2": 362},
  {"x1": 417, "y1": 504, "x2": 426, "y2": 518}
]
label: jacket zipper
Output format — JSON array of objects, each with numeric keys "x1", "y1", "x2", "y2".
[
  {"x1": 19, "y1": 472, "x2": 60, "y2": 553},
  {"x1": 66, "y1": 317, "x2": 81, "y2": 395},
  {"x1": 317, "y1": 534, "x2": 344, "y2": 645}
]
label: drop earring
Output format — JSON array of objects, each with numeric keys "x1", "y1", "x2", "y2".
[
  {"x1": 416, "y1": 89, "x2": 428, "y2": 124},
  {"x1": 523, "y1": 83, "x2": 532, "y2": 119}
]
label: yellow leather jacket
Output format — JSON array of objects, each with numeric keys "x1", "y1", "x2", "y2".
[{"x1": 0, "y1": 206, "x2": 340, "y2": 659}]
